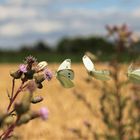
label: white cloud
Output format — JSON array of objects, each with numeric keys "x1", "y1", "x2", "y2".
[
  {"x1": 0, "y1": 0, "x2": 140, "y2": 48},
  {"x1": 6, "y1": 0, "x2": 92, "y2": 6},
  {"x1": 31, "y1": 20, "x2": 63, "y2": 33},
  {"x1": 0, "y1": 20, "x2": 63, "y2": 37},
  {"x1": 0, "y1": 23, "x2": 24, "y2": 36},
  {"x1": 0, "y1": 6, "x2": 38, "y2": 20},
  {"x1": 6, "y1": 0, "x2": 50, "y2": 6},
  {"x1": 132, "y1": 9, "x2": 140, "y2": 18}
]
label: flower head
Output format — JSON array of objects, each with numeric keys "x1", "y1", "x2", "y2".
[
  {"x1": 19, "y1": 64, "x2": 27, "y2": 73},
  {"x1": 39, "y1": 107, "x2": 49, "y2": 120},
  {"x1": 44, "y1": 68, "x2": 53, "y2": 81},
  {"x1": 24, "y1": 55, "x2": 37, "y2": 65}
]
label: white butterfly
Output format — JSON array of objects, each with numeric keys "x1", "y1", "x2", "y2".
[
  {"x1": 56, "y1": 59, "x2": 74, "y2": 88},
  {"x1": 82, "y1": 55, "x2": 110, "y2": 81},
  {"x1": 127, "y1": 64, "x2": 140, "y2": 83}
]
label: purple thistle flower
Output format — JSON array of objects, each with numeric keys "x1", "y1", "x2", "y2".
[
  {"x1": 44, "y1": 68, "x2": 53, "y2": 81},
  {"x1": 19, "y1": 64, "x2": 27, "y2": 73},
  {"x1": 24, "y1": 55, "x2": 37, "y2": 64},
  {"x1": 39, "y1": 107, "x2": 49, "y2": 120}
]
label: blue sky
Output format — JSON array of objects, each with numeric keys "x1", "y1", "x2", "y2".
[{"x1": 0, "y1": 0, "x2": 140, "y2": 49}]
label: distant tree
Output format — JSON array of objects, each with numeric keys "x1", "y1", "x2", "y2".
[
  {"x1": 34, "y1": 41, "x2": 51, "y2": 52},
  {"x1": 85, "y1": 37, "x2": 114, "y2": 53},
  {"x1": 20, "y1": 45, "x2": 33, "y2": 52},
  {"x1": 57, "y1": 38, "x2": 70, "y2": 53},
  {"x1": 57, "y1": 37, "x2": 114, "y2": 54}
]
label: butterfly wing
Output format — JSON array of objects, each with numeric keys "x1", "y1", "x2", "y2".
[
  {"x1": 58, "y1": 59, "x2": 71, "y2": 71},
  {"x1": 129, "y1": 76, "x2": 140, "y2": 84},
  {"x1": 56, "y1": 59, "x2": 74, "y2": 88},
  {"x1": 93, "y1": 70, "x2": 110, "y2": 81},
  {"x1": 132, "y1": 69, "x2": 140, "y2": 76},
  {"x1": 58, "y1": 69, "x2": 74, "y2": 80},
  {"x1": 56, "y1": 72, "x2": 74, "y2": 88},
  {"x1": 128, "y1": 63, "x2": 133, "y2": 73},
  {"x1": 128, "y1": 69, "x2": 140, "y2": 83},
  {"x1": 82, "y1": 55, "x2": 95, "y2": 72}
]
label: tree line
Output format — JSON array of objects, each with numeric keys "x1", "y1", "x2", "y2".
[
  {"x1": 0, "y1": 36, "x2": 139, "y2": 63},
  {"x1": 18, "y1": 36, "x2": 140, "y2": 55},
  {"x1": 19, "y1": 36, "x2": 115, "y2": 54}
]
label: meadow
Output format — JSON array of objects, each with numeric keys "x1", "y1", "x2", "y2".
[{"x1": 0, "y1": 62, "x2": 133, "y2": 140}]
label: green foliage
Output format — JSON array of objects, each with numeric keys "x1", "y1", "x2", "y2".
[
  {"x1": 0, "y1": 36, "x2": 140, "y2": 63},
  {"x1": 57, "y1": 37, "x2": 114, "y2": 54}
]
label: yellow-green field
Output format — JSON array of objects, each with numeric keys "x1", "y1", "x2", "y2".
[{"x1": 0, "y1": 63, "x2": 129, "y2": 140}]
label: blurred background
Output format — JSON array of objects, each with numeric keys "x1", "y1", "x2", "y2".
[
  {"x1": 0, "y1": 0, "x2": 140, "y2": 62},
  {"x1": 1, "y1": 1, "x2": 140, "y2": 140}
]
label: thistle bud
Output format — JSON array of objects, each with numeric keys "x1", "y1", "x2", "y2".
[
  {"x1": 0, "y1": 111, "x2": 8, "y2": 127},
  {"x1": 21, "y1": 92, "x2": 32, "y2": 112},
  {"x1": 15, "y1": 92, "x2": 32, "y2": 115},
  {"x1": 37, "y1": 61, "x2": 48, "y2": 71},
  {"x1": 17, "y1": 114, "x2": 31, "y2": 126},
  {"x1": 31, "y1": 96, "x2": 43, "y2": 104},
  {"x1": 24, "y1": 70, "x2": 35, "y2": 80},
  {"x1": 34, "y1": 73, "x2": 45, "y2": 83},
  {"x1": 36, "y1": 83, "x2": 43, "y2": 89},
  {"x1": 30, "y1": 111, "x2": 40, "y2": 119},
  {"x1": 4, "y1": 116, "x2": 14, "y2": 126},
  {"x1": 14, "y1": 102, "x2": 24, "y2": 115},
  {"x1": 10, "y1": 70, "x2": 22, "y2": 79}
]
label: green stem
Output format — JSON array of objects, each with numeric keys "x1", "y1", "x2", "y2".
[
  {"x1": 7, "y1": 81, "x2": 25, "y2": 112},
  {"x1": 1, "y1": 116, "x2": 20, "y2": 140}
]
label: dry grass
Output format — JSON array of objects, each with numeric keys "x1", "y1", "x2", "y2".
[{"x1": 0, "y1": 63, "x2": 129, "y2": 140}]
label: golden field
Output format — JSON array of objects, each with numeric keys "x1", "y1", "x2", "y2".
[{"x1": 0, "y1": 63, "x2": 130, "y2": 140}]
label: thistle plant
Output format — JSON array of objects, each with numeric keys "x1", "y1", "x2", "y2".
[
  {"x1": 70, "y1": 52, "x2": 140, "y2": 140},
  {"x1": 106, "y1": 24, "x2": 138, "y2": 53},
  {"x1": 1, "y1": 49, "x2": 140, "y2": 140},
  {"x1": 0, "y1": 56, "x2": 52, "y2": 140}
]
